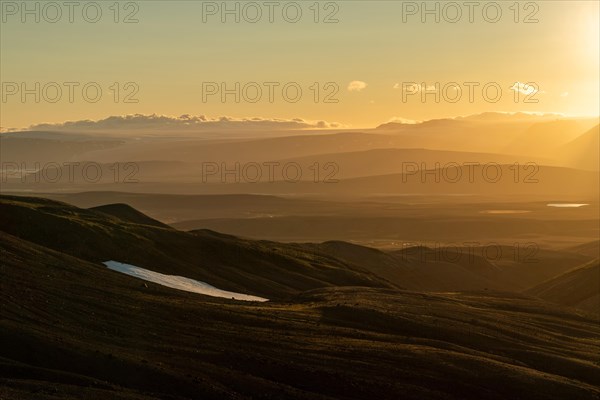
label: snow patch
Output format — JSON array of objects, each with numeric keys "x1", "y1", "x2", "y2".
[{"x1": 103, "y1": 261, "x2": 268, "y2": 302}]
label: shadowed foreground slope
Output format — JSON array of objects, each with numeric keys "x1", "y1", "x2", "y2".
[
  {"x1": 1, "y1": 231, "x2": 600, "y2": 399},
  {"x1": 1, "y1": 195, "x2": 599, "y2": 399}
]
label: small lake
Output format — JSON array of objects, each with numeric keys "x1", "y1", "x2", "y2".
[
  {"x1": 480, "y1": 210, "x2": 531, "y2": 214},
  {"x1": 547, "y1": 203, "x2": 589, "y2": 208}
]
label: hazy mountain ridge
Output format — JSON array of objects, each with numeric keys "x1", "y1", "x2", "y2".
[
  {"x1": 3, "y1": 116, "x2": 598, "y2": 179},
  {"x1": 559, "y1": 125, "x2": 600, "y2": 171}
]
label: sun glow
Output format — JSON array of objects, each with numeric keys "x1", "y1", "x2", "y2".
[{"x1": 574, "y1": 4, "x2": 600, "y2": 66}]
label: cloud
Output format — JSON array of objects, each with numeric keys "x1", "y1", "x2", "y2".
[
  {"x1": 17, "y1": 114, "x2": 345, "y2": 133},
  {"x1": 393, "y1": 83, "x2": 436, "y2": 92},
  {"x1": 560, "y1": 92, "x2": 569, "y2": 97},
  {"x1": 387, "y1": 117, "x2": 421, "y2": 124},
  {"x1": 510, "y1": 82, "x2": 542, "y2": 96},
  {"x1": 347, "y1": 81, "x2": 367, "y2": 92}
]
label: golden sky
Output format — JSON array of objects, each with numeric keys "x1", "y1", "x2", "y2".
[{"x1": 1, "y1": 0, "x2": 598, "y2": 130}]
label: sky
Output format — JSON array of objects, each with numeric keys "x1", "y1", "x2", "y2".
[{"x1": 1, "y1": 0, "x2": 599, "y2": 130}]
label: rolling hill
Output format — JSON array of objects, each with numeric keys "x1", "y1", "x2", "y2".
[
  {"x1": 527, "y1": 259, "x2": 600, "y2": 316},
  {"x1": 89, "y1": 203, "x2": 171, "y2": 228},
  {"x1": 2, "y1": 226, "x2": 599, "y2": 399},
  {"x1": 0, "y1": 195, "x2": 392, "y2": 299}
]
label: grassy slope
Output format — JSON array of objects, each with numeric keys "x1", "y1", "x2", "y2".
[
  {"x1": 303, "y1": 242, "x2": 593, "y2": 294},
  {"x1": 568, "y1": 240, "x2": 600, "y2": 258},
  {"x1": 89, "y1": 203, "x2": 172, "y2": 229},
  {"x1": 1, "y1": 231, "x2": 599, "y2": 400},
  {"x1": 527, "y1": 259, "x2": 600, "y2": 316},
  {"x1": 0, "y1": 195, "x2": 393, "y2": 300}
]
